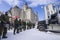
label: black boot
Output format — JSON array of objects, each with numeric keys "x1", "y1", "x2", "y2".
[
  {"x1": 2, "y1": 28, "x2": 7, "y2": 38},
  {"x1": 2, "y1": 36, "x2": 7, "y2": 39},
  {"x1": 0, "y1": 36, "x2": 1, "y2": 40},
  {"x1": 13, "y1": 31, "x2": 16, "y2": 35},
  {"x1": 13, "y1": 33, "x2": 15, "y2": 35},
  {"x1": 17, "y1": 28, "x2": 19, "y2": 34}
]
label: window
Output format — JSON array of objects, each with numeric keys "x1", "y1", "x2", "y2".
[
  {"x1": 59, "y1": 10, "x2": 60, "y2": 13},
  {"x1": 51, "y1": 11, "x2": 53, "y2": 14},
  {"x1": 53, "y1": 6, "x2": 55, "y2": 10},
  {"x1": 46, "y1": 6, "x2": 49, "y2": 10},
  {"x1": 47, "y1": 12, "x2": 50, "y2": 18}
]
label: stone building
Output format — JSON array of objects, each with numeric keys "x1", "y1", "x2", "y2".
[
  {"x1": 44, "y1": 3, "x2": 60, "y2": 24},
  {"x1": 44, "y1": 3, "x2": 60, "y2": 30},
  {"x1": 22, "y1": 3, "x2": 38, "y2": 24},
  {"x1": 6, "y1": 3, "x2": 38, "y2": 25},
  {"x1": 44, "y1": 4, "x2": 56, "y2": 24}
]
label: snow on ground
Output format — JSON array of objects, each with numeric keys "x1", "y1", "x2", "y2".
[{"x1": 2, "y1": 28, "x2": 60, "y2": 40}]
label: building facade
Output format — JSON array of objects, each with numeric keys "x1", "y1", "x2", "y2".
[
  {"x1": 7, "y1": 3, "x2": 38, "y2": 25},
  {"x1": 44, "y1": 4, "x2": 56, "y2": 24},
  {"x1": 44, "y1": 3, "x2": 60, "y2": 24},
  {"x1": 22, "y1": 3, "x2": 38, "y2": 24},
  {"x1": 44, "y1": 3, "x2": 60, "y2": 30}
]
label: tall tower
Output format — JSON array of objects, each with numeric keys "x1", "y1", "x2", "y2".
[
  {"x1": 23, "y1": 2, "x2": 28, "y2": 11},
  {"x1": 44, "y1": 4, "x2": 55, "y2": 24},
  {"x1": 44, "y1": 6, "x2": 49, "y2": 24}
]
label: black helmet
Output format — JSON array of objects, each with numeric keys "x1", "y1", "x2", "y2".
[{"x1": 5, "y1": 13, "x2": 8, "y2": 15}]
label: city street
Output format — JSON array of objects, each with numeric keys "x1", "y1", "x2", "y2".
[
  {"x1": 2, "y1": 28, "x2": 60, "y2": 40},
  {"x1": 0, "y1": 0, "x2": 60, "y2": 40}
]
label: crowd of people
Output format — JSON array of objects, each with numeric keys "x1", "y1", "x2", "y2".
[
  {"x1": 0, "y1": 13, "x2": 35, "y2": 40},
  {"x1": 0, "y1": 13, "x2": 22, "y2": 40}
]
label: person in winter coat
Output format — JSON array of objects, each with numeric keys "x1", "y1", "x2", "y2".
[
  {"x1": 0, "y1": 15, "x2": 4, "y2": 39},
  {"x1": 18, "y1": 19, "x2": 22, "y2": 32},
  {"x1": 13, "y1": 18, "x2": 19, "y2": 35},
  {"x1": 2, "y1": 13, "x2": 10, "y2": 38}
]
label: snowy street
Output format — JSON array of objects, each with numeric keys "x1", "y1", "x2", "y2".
[{"x1": 2, "y1": 28, "x2": 60, "y2": 40}]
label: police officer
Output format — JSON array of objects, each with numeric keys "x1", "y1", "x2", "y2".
[
  {"x1": 13, "y1": 18, "x2": 19, "y2": 35},
  {"x1": 2, "y1": 13, "x2": 10, "y2": 38},
  {"x1": 18, "y1": 19, "x2": 22, "y2": 32},
  {"x1": 0, "y1": 14, "x2": 4, "y2": 40}
]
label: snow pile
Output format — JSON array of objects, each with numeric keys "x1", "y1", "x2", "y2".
[
  {"x1": 46, "y1": 31, "x2": 54, "y2": 34},
  {"x1": 2, "y1": 29, "x2": 60, "y2": 40}
]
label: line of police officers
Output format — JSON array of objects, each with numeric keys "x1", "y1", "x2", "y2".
[{"x1": 0, "y1": 13, "x2": 22, "y2": 40}]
